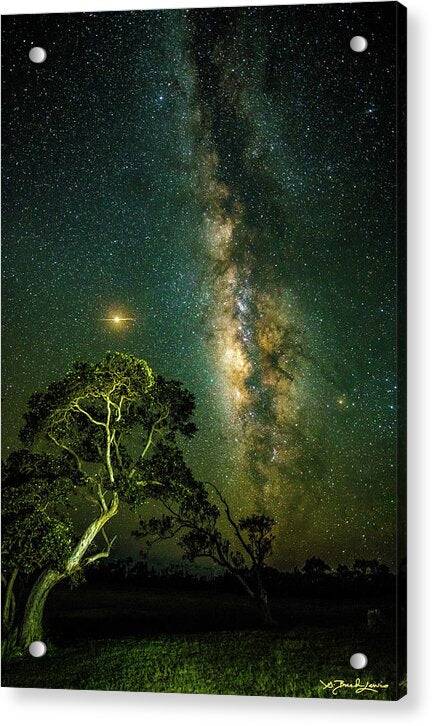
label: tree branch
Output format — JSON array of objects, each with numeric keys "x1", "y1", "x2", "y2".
[
  {"x1": 83, "y1": 533, "x2": 117, "y2": 567},
  {"x1": 72, "y1": 401, "x2": 105, "y2": 427},
  {"x1": 113, "y1": 431, "x2": 123, "y2": 468},
  {"x1": 48, "y1": 433, "x2": 83, "y2": 470},
  {"x1": 66, "y1": 492, "x2": 119, "y2": 573},
  {"x1": 209, "y1": 484, "x2": 255, "y2": 564},
  {"x1": 140, "y1": 409, "x2": 169, "y2": 460},
  {"x1": 96, "y1": 479, "x2": 108, "y2": 513}
]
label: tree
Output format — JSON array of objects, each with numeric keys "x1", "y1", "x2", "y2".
[
  {"x1": 336, "y1": 563, "x2": 351, "y2": 580},
  {"x1": 134, "y1": 469, "x2": 277, "y2": 626},
  {"x1": 1, "y1": 450, "x2": 74, "y2": 642},
  {"x1": 3, "y1": 352, "x2": 196, "y2": 647},
  {"x1": 353, "y1": 559, "x2": 382, "y2": 577},
  {"x1": 302, "y1": 556, "x2": 331, "y2": 580}
]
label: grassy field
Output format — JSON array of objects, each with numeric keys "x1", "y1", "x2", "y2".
[{"x1": 2, "y1": 585, "x2": 405, "y2": 699}]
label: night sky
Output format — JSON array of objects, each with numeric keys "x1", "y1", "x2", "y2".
[{"x1": 2, "y1": 3, "x2": 402, "y2": 568}]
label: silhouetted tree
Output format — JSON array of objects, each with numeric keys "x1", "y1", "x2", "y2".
[
  {"x1": 135, "y1": 475, "x2": 276, "y2": 625},
  {"x1": 336, "y1": 564, "x2": 351, "y2": 579},
  {"x1": 302, "y1": 556, "x2": 331, "y2": 580},
  {"x1": 353, "y1": 559, "x2": 380, "y2": 577}
]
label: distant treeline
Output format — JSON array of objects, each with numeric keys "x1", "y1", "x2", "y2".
[{"x1": 86, "y1": 555, "x2": 406, "y2": 599}]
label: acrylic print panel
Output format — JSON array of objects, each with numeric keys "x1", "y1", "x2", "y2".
[{"x1": 1, "y1": 2, "x2": 406, "y2": 699}]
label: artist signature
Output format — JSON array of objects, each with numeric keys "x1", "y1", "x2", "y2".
[{"x1": 319, "y1": 678, "x2": 389, "y2": 695}]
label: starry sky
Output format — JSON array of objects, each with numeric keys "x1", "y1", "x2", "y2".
[{"x1": 2, "y1": 3, "x2": 404, "y2": 568}]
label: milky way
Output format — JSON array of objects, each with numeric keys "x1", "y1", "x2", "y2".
[
  {"x1": 197, "y1": 144, "x2": 308, "y2": 512},
  {"x1": 183, "y1": 13, "x2": 314, "y2": 522}
]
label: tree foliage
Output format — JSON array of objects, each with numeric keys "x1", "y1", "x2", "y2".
[
  {"x1": 1, "y1": 450, "x2": 75, "y2": 576},
  {"x1": 17, "y1": 351, "x2": 197, "y2": 513}
]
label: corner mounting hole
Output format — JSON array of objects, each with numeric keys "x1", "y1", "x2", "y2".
[
  {"x1": 29, "y1": 640, "x2": 47, "y2": 657},
  {"x1": 350, "y1": 652, "x2": 368, "y2": 669},
  {"x1": 29, "y1": 47, "x2": 47, "y2": 64},
  {"x1": 350, "y1": 36, "x2": 368, "y2": 53}
]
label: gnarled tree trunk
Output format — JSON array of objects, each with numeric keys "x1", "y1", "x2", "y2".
[
  {"x1": 255, "y1": 588, "x2": 276, "y2": 627},
  {"x1": 20, "y1": 569, "x2": 64, "y2": 646},
  {"x1": 20, "y1": 492, "x2": 119, "y2": 648},
  {"x1": 233, "y1": 569, "x2": 276, "y2": 627}
]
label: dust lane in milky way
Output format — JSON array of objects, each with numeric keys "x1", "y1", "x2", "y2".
[{"x1": 198, "y1": 145, "x2": 307, "y2": 514}]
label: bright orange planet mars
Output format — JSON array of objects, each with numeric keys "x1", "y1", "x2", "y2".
[{"x1": 101, "y1": 311, "x2": 135, "y2": 329}]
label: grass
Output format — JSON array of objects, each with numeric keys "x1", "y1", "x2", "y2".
[{"x1": 2, "y1": 586, "x2": 405, "y2": 699}]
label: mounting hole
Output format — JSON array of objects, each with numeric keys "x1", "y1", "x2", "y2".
[
  {"x1": 29, "y1": 47, "x2": 47, "y2": 64},
  {"x1": 29, "y1": 640, "x2": 47, "y2": 657},
  {"x1": 350, "y1": 652, "x2": 368, "y2": 669},
  {"x1": 350, "y1": 36, "x2": 368, "y2": 53}
]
